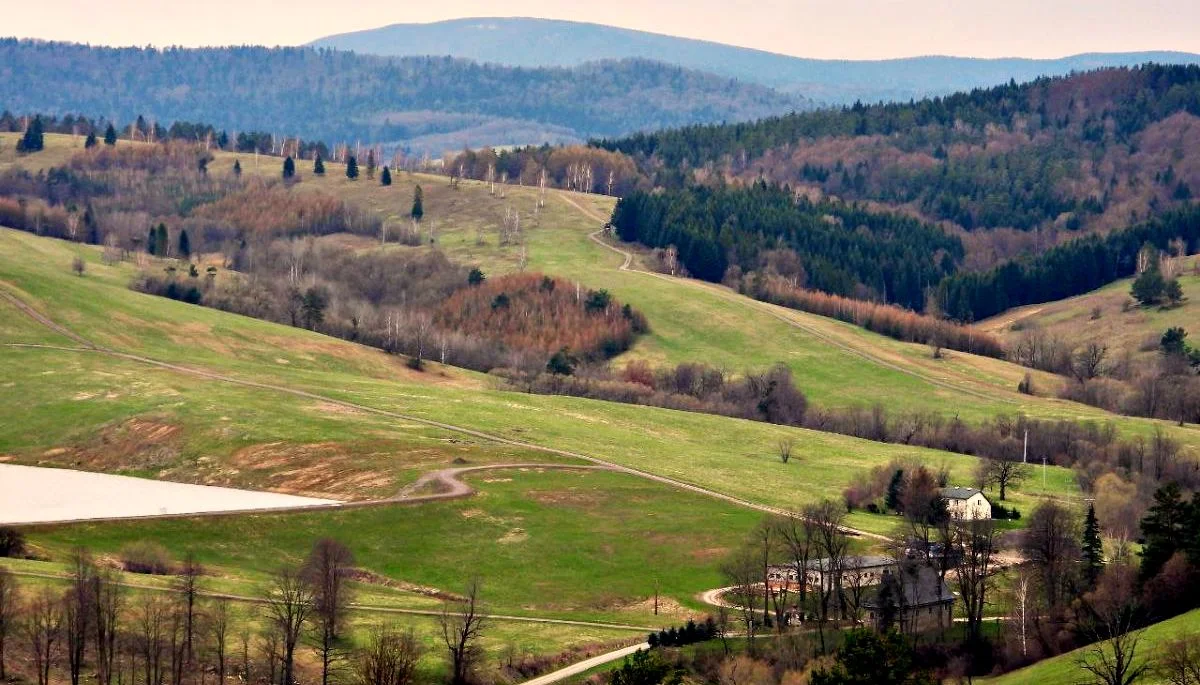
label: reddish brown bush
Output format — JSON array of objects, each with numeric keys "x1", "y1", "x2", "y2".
[{"x1": 435, "y1": 273, "x2": 645, "y2": 362}]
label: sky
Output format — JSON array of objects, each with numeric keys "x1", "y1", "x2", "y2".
[{"x1": 9, "y1": 0, "x2": 1200, "y2": 60}]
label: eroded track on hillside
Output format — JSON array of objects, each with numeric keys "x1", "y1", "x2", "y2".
[{"x1": 0, "y1": 288, "x2": 888, "y2": 540}]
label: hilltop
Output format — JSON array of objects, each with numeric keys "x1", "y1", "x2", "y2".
[{"x1": 309, "y1": 17, "x2": 1200, "y2": 104}]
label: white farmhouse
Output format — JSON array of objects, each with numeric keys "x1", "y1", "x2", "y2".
[{"x1": 941, "y1": 486, "x2": 991, "y2": 520}]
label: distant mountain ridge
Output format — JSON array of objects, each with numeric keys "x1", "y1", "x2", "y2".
[
  {"x1": 310, "y1": 17, "x2": 1200, "y2": 104},
  {"x1": 0, "y1": 39, "x2": 804, "y2": 153}
]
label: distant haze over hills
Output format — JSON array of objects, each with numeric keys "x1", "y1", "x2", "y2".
[{"x1": 310, "y1": 17, "x2": 1200, "y2": 104}]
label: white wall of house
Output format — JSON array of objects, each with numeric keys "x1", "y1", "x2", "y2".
[{"x1": 947, "y1": 492, "x2": 991, "y2": 520}]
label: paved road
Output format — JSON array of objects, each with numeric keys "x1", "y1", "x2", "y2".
[{"x1": 520, "y1": 643, "x2": 649, "y2": 685}]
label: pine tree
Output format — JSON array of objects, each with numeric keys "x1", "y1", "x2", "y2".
[
  {"x1": 380, "y1": 166, "x2": 392, "y2": 186},
  {"x1": 313, "y1": 155, "x2": 325, "y2": 175},
  {"x1": 17, "y1": 115, "x2": 44, "y2": 152},
  {"x1": 232, "y1": 159, "x2": 242, "y2": 176},
  {"x1": 1131, "y1": 267, "x2": 1166, "y2": 306},
  {"x1": 1165, "y1": 278, "x2": 1184, "y2": 306},
  {"x1": 156, "y1": 224, "x2": 169, "y2": 258},
  {"x1": 84, "y1": 130, "x2": 97, "y2": 148},
  {"x1": 83, "y1": 204, "x2": 99, "y2": 244},
  {"x1": 411, "y1": 184, "x2": 424, "y2": 222},
  {"x1": 282, "y1": 156, "x2": 296, "y2": 180},
  {"x1": 147, "y1": 227, "x2": 158, "y2": 256},
  {"x1": 1081, "y1": 504, "x2": 1104, "y2": 587},
  {"x1": 345, "y1": 155, "x2": 359, "y2": 180},
  {"x1": 103, "y1": 123, "x2": 117, "y2": 146},
  {"x1": 885, "y1": 468, "x2": 905, "y2": 512},
  {"x1": 178, "y1": 230, "x2": 191, "y2": 259}
]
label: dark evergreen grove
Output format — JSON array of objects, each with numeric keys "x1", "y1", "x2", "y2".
[
  {"x1": 935, "y1": 204, "x2": 1200, "y2": 321},
  {"x1": 611, "y1": 181, "x2": 960, "y2": 311}
]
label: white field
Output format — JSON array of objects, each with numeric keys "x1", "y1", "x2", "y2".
[{"x1": 0, "y1": 464, "x2": 340, "y2": 524}]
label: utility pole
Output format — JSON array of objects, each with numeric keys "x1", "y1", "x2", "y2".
[{"x1": 1023, "y1": 429, "x2": 1028, "y2": 463}]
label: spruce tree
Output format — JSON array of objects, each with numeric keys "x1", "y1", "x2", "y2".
[
  {"x1": 345, "y1": 155, "x2": 359, "y2": 180},
  {"x1": 232, "y1": 159, "x2": 242, "y2": 176},
  {"x1": 411, "y1": 184, "x2": 424, "y2": 222},
  {"x1": 17, "y1": 116, "x2": 44, "y2": 152},
  {"x1": 83, "y1": 204, "x2": 98, "y2": 244},
  {"x1": 156, "y1": 224, "x2": 169, "y2": 258},
  {"x1": 885, "y1": 468, "x2": 904, "y2": 512},
  {"x1": 282, "y1": 156, "x2": 295, "y2": 180},
  {"x1": 313, "y1": 155, "x2": 325, "y2": 176},
  {"x1": 84, "y1": 130, "x2": 97, "y2": 148},
  {"x1": 380, "y1": 166, "x2": 391, "y2": 186},
  {"x1": 1081, "y1": 504, "x2": 1104, "y2": 587},
  {"x1": 103, "y1": 123, "x2": 117, "y2": 146},
  {"x1": 147, "y1": 227, "x2": 158, "y2": 256},
  {"x1": 178, "y1": 229, "x2": 191, "y2": 259},
  {"x1": 1132, "y1": 267, "x2": 1166, "y2": 306}
]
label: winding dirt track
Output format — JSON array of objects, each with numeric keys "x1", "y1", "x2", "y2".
[{"x1": 0, "y1": 288, "x2": 888, "y2": 540}]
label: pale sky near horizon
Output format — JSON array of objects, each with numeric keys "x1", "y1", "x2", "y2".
[{"x1": 8, "y1": 0, "x2": 1200, "y2": 60}]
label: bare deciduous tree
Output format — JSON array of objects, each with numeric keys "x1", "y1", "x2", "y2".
[
  {"x1": 806, "y1": 499, "x2": 849, "y2": 654},
  {"x1": 353, "y1": 625, "x2": 423, "y2": 685},
  {"x1": 440, "y1": 578, "x2": 487, "y2": 685},
  {"x1": 173, "y1": 552, "x2": 202, "y2": 683},
  {"x1": 205, "y1": 598, "x2": 232, "y2": 685},
  {"x1": 64, "y1": 549, "x2": 96, "y2": 685},
  {"x1": 305, "y1": 538, "x2": 355, "y2": 685},
  {"x1": 0, "y1": 567, "x2": 16, "y2": 680},
  {"x1": 1077, "y1": 564, "x2": 1149, "y2": 685},
  {"x1": 263, "y1": 565, "x2": 316, "y2": 685},
  {"x1": 1155, "y1": 634, "x2": 1200, "y2": 685},
  {"x1": 719, "y1": 545, "x2": 761, "y2": 654},
  {"x1": 92, "y1": 568, "x2": 124, "y2": 685},
  {"x1": 24, "y1": 587, "x2": 63, "y2": 685},
  {"x1": 949, "y1": 515, "x2": 997, "y2": 645}
]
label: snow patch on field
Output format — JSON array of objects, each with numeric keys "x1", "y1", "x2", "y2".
[{"x1": 0, "y1": 464, "x2": 339, "y2": 524}]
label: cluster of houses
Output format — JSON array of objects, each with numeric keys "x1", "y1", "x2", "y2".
[{"x1": 761, "y1": 487, "x2": 991, "y2": 633}]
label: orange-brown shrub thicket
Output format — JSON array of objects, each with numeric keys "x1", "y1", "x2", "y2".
[
  {"x1": 435, "y1": 273, "x2": 647, "y2": 361},
  {"x1": 69, "y1": 141, "x2": 210, "y2": 173},
  {"x1": 752, "y1": 274, "x2": 1005, "y2": 358},
  {"x1": 193, "y1": 181, "x2": 380, "y2": 238}
]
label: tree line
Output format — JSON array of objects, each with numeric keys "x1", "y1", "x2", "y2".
[
  {"x1": 0, "y1": 537, "x2": 492, "y2": 685},
  {"x1": 935, "y1": 204, "x2": 1200, "y2": 322},
  {"x1": 611, "y1": 182, "x2": 961, "y2": 311}
]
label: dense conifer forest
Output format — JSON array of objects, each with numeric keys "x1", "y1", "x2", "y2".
[{"x1": 611, "y1": 182, "x2": 960, "y2": 311}]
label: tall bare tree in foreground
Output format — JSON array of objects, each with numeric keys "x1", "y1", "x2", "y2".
[
  {"x1": 1078, "y1": 563, "x2": 1149, "y2": 685},
  {"x1": 174, "y1": 553, "x2": 203, "y2": 685},
  {"x1": 0, "y1": 567, "x2": 17, "y2": 680},
  {"x1": 23, "y1": 587, "x2": 63, "y2": 685},
  {"x1": 206, "y1": 597, "x2": 233, "y2": 685},
  {"x1": 305, "y1": 538, "x2": 355, "y2": 685},
  {"x1": 807, "y1": 499, "x2": 849, "y2": 654},
  {"x1": 440, "y1": 579, "x2": 487, "y2": 685},
  {"x1": 720, "y1": 546, "x2": 761, "y2": 654},
  {"x1": 263, "y1": 565, "x2": 316, "y2": 685},
  {"x1": 949, "y1": 515, "x2": 998, "y2": 645},
  {"x1": 92, "y1": 567, "x2": 124, "y2": 685},
  {"x1": 353, "y1": 625, "x2": 423, "y2": 685},
  {"x1": 64, "y1": 549, "x2": 96, "y2": 685}
]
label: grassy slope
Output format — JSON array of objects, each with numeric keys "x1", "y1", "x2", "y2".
[
  {"x1": 981, "y1": 608, "x2": 1200, "y2": 684},
  {"x1": 982, "y1": 254, "x2": 1200, "y2": 364},
  {"x1": 23, "y1": 468, "x2": 762, "y2": 621},
  {"x1": 0, "y1": 227, "x2": 1081, "y2": 536}
]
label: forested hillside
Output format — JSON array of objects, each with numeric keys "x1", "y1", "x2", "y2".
[
  {"x1": 611, "y1": 182, "x2": 959, "y2": 310},
  {"x1": 0, "y1": 39, "x2": 802, "y2": 152},
  {"x1": 597, "y1": 64, "x2": 1200, "y2": 268}
]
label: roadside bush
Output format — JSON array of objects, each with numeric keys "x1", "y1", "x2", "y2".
[
  {"x1": 0, "y1": 526, "x2": 25, "y2": 557},
  {"x1": 119, "y1": 540, "x2": 174, "y2": 574}
]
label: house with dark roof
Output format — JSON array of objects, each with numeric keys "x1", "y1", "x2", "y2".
[
  {"x1": 941, "y1": 486, "x2": 991, "y2": 520},
  {"x1": 862, "y1": 566, "x2": 956, "y2": 633}
]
